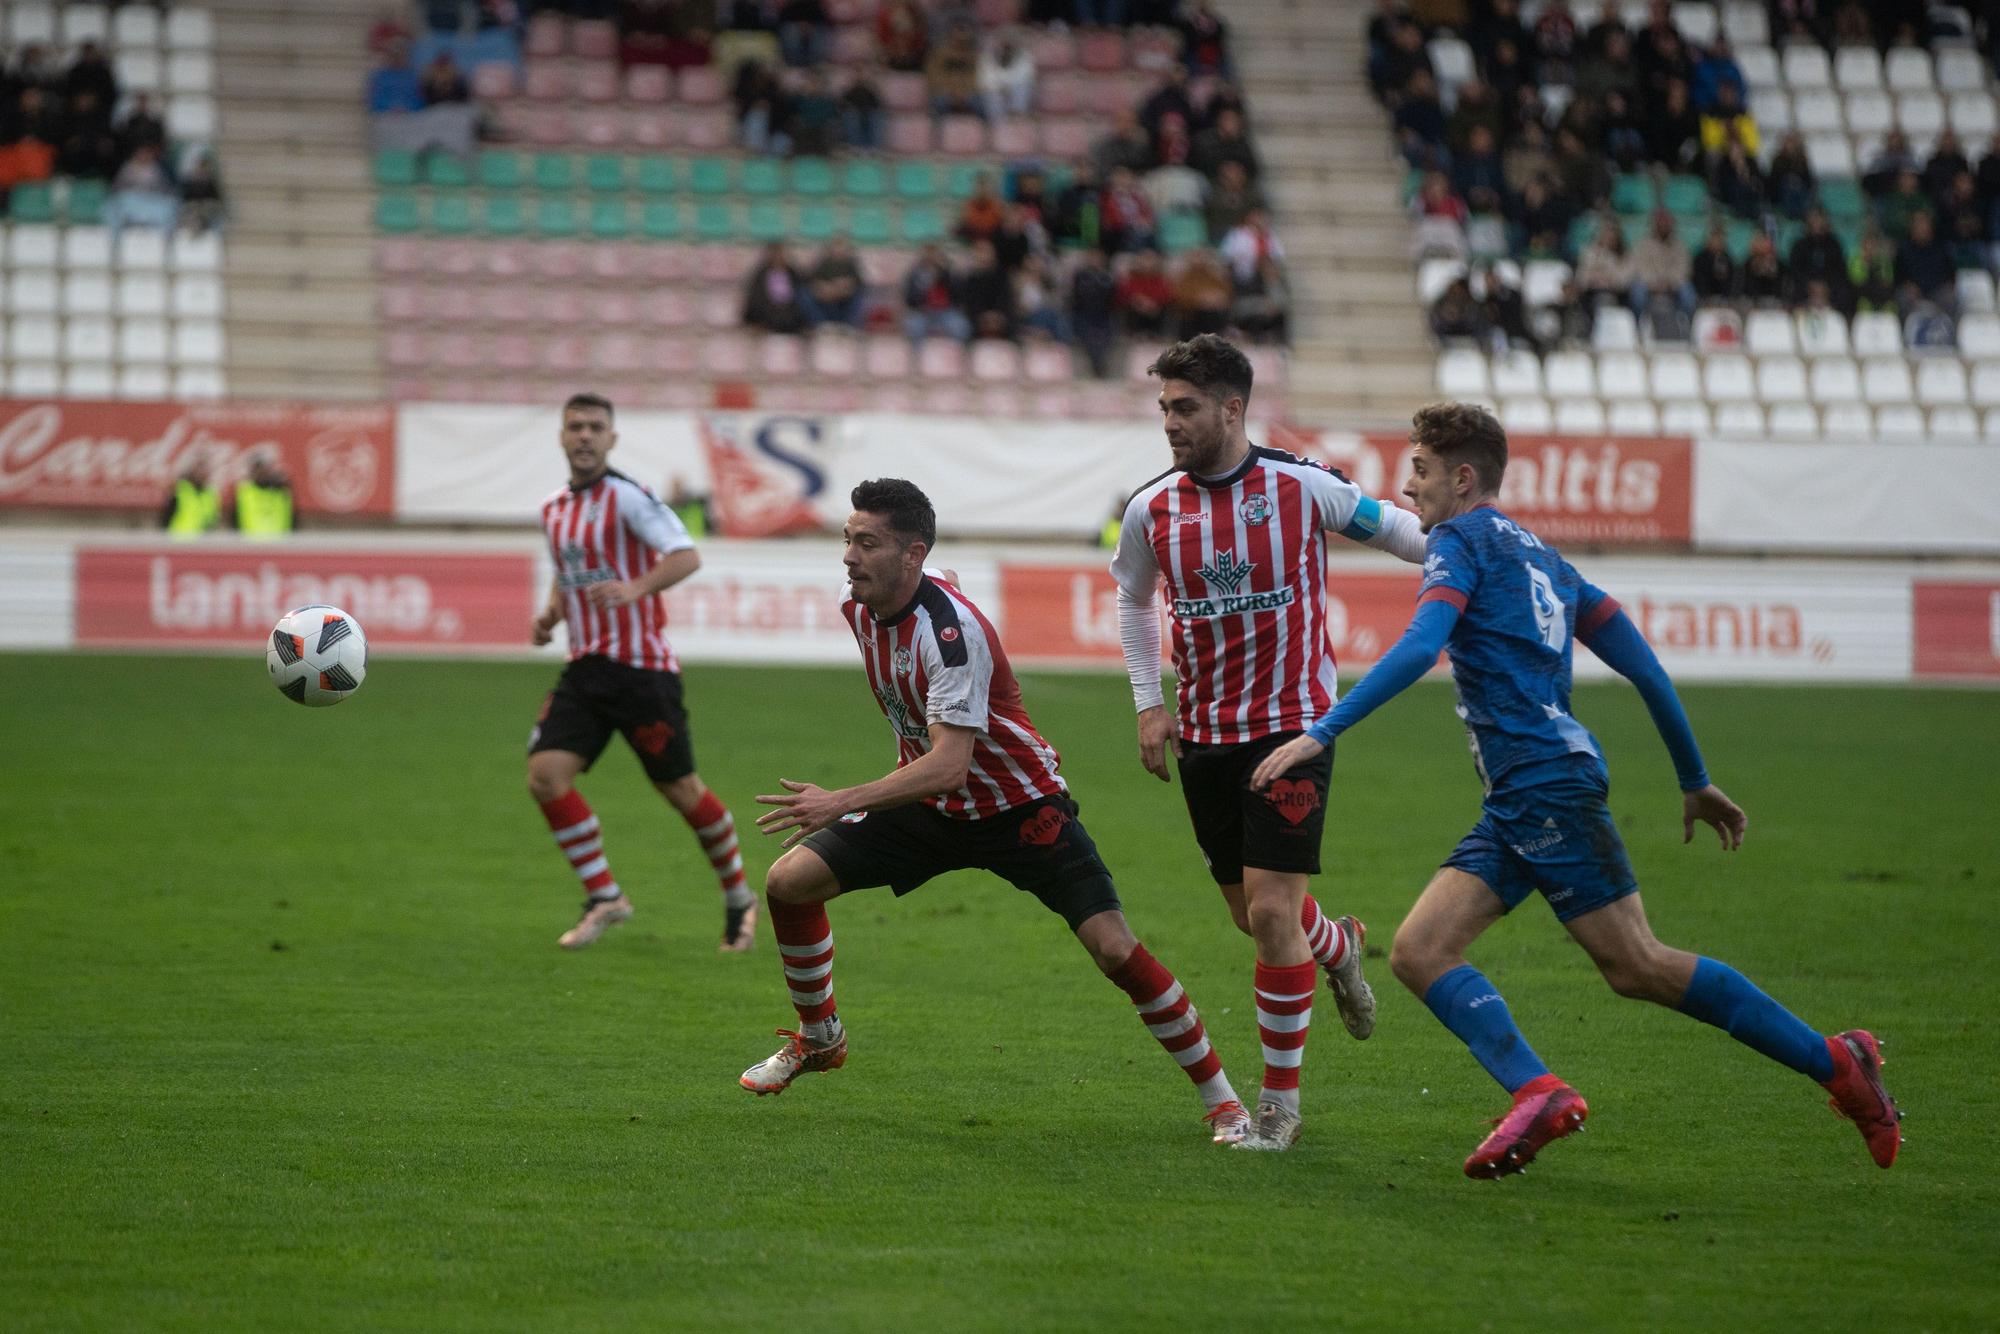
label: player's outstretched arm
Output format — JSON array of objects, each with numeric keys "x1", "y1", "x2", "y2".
[
  {"x1": 1250, "y1": 599, "x2": 1459, "y2": 790},
  {"x1": 755, "y1": 724, "x2": 977, "y2": 848},
  {"x1": 1360, "y1": 499, "x2": 1428, "y2": 564},
  {"x1": 1577, "y1": 605, "x2": 1711, "y2": 795}
]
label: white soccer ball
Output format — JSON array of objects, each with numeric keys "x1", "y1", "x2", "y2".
[{"x1": 266, "y1": 604, "x2": 368, "y2": 707}]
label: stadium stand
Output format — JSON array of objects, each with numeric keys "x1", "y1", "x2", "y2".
[
  {"x1": 0, "y1": 4, "x2": 228, "y2": 398},
  {"x1": 1379, "y1": 0, "x2": 2000, "y2": 441}
]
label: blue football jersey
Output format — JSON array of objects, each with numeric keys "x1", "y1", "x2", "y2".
[{"x1": 1417, "y1": 505, "x2": 1621, "y2": 794}]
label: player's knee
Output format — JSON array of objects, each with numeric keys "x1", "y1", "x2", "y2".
[
  {"x1": 526, "y1": 766, "x2": 568, "y2": 804},
  {"x1": 763, "y1": 851, "x2": 827, "y2": 905},
  {"x1": 1243, "y1": 893, "x2": 1294, "y2": 940},
  {"x1": 1388, "y1": 928, "x2": 1444, "y2": 994}
]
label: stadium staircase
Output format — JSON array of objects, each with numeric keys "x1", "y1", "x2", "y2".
[
  {"x1": 212, "y1": 0, "x2": 384, "y2": 401},
  {"x1": 1231, "y1": 0, "x2": 1435, "y2": 426}
]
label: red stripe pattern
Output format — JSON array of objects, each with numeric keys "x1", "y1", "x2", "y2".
[
  {"x1": 540, "y1": 470, "x2": 692, "y2": 672},
  {"x1": 1300, "y1": 893, "x2": 1348, "y2": 970},
  {"x1": 1109, "y1": 943, "x2": 1226, "y2": 1088},
  {"x1": 539, "y1": 790, "x2": 618, "y2": 896},
  {"x1": 771, "y1": 899, "x2": 836, "y2": 1023},
  {"x1": 685, "y1": 791, "x2": 748, "y2": 895},
  {"x1": 1255, "y1": 960, "x2": 1318, "y2": 1094}
]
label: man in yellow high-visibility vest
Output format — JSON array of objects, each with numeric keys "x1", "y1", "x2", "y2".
[
  {"x1": 160, "y1": 459, "x2": 221, "y2": 539},
  {"x1": 233, "y1": 456, "x2": 295, "y2": 539}
]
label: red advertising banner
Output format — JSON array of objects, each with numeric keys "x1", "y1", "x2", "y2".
[
  {"x1": 997, "y1": 563, "x2": 1426, "y2": 670},
  {"x1": 74, "y1": 547, "x2": 537, "y2": 649},
  {"x1": 1913, "y1": 581, "x2": 2000, "y2": 678},
  {"x1": 1267, "y1": 424, "x2": 1694, "y2": 548},
  {"x1": 0, "y1": 400, "x2": 396, "y2": 515}
]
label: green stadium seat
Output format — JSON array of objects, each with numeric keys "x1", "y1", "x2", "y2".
[
  {"x1": 375, "y1": 191, "x2": 422, "y2": 232},
  {"x1": 1724, "y1": 218, "x2": 1759, "y2": 260},
  {"x1": 946, "y1": 163, "x2": 986, "y2": 199},
  {"x1": 477, "y1": 151, "x2": 525, "y2": 190},
  {"x1": 532, "y1": 153, "x2": 574, "y2": 192},
  {"x1": 1660, "y1": 175, "x2": 1708, "y2": 215},
  {"x1": 639, "y1": 199, "x2": 682, "y2": 239},
  {"x1": 635, "y1": 156, "x2": 676, "y2": 194},
  {"x1": 747, "y1": 200, "x2": 787, "y2": 241},
  {"x1": 66, "y1": 179, "x2": 106, "y2": 225},
  {"x1": 1773, "y1": 217, "x2": 1803, "y2": 257},
  {"x1": 693, "y1": 200, "x2": 736, "y2": 241},
  {"x1": 1565, "y1": 212, "x2": 1600, "y2": 255},
  {"x1": 790, "y1": 158, "x2": 834, "y2": 197},
  {"x1": 849, "y1": 203, "x2": 892, "y2": 245},
  {"x1": 432, "y1": 193, "x2": 474, "y2": 234},
  {"x1": 425, "y1": 153, "x2": 471, "y2": 188},
  {"x1": 481, "y1": 195, "x2": 525, "y2": 235},
  {"x1": 1818, "y1": 178, "x2": 1865, "y2": 220},
  {"x1": 9, "y1": 182, "x2": 55, "y2": 223},
  {"x1": 584, "y1": 154, "x2": 626, "y2": 193},
  {"x1": 1402, "y1": 166, "x2": 1424, "y2": 203},
  {"x1": 374, "y1": 148, "x2": 419, "y2": 187},
  {"x1": 1618, "y1": 213, "x2": 1648, "y2": 247},
  {"x1": 741, "y1": 159, "x2": 784, "y2": 196},
  {"x1": 1610, "y1": 174, "x2": 1654, "y2": 215},
  {"x1": 798, "y1": 202, "x2": 840, "y2": 240},
  {"x1": 843, "y1": 160, "x2": 887, "y2": 198},
  {"x1": 689, "y1": 157, "x2": 732, "y2": 195},
  {"x1": 893, "y1": 161, "x2": 939, "y2": 199},
  {"x1": 1159, "y1": 211, "x2": 1206, "y2": 254},
  {"x1": 535, "y1": 197, "x2": 578, "y2": 236},
  {"x1": 899, "y1": 204, "x2": 945, "y2": 243},
  {"x1": 590, "y1": 198, "x2": 630, "y2": 238}
]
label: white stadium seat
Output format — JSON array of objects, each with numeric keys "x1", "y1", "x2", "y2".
[
  {"x1": 1805, "y1": 133, "x2": 1856, "y2": 177},
  {"x1": 1428, "y1": 37, "x2": 1475, "y2": 93},
  {"x1": 1834, "y1": 46, "x2": 1883, "y2": 89},
  {"x1": 62, "y1": 226, "x2": 114, "y2": 269},
  {"x1": 62, "y1": 271, "x2": 113, "y2": 315},
  {"x1": 1958, "y1": 270, "x2": 1999, "y2": 315},
  {"x1": 174, "y1": 366, "x2": 227, "y2": 399},
  {"x1": 1768, "y1": 402, "x2": 1821, "y2": 439},
  {"x1": 1660, "y1": 400, "x2": 1714, "y2": 434},
  {"x1": 1948, "y1": 92, "x2": 1998, "y2": 140},
  {"x1": 165, "y1": 8, "x2": 216, "y2": 50},
  {"x1": 171, "y1": 273, "x2": 223, "y2": 319},
  {"x1": 1751, "y1": 89, "x2": 1793, "y2": 135},
  {"x1": 64, "y1": 362, "x2": 116, "y2": 398},
  {"x1": 1875, "y1": 404, "x2": 1928, "y2": 442},
  {"x1": 1597, "y1": 351, "x2": 1650, "y2": 400},
  {"x1": 1737, "y1": 43, "x2": 1780, "y2": 90},
  {"x1": 1592, "y1": 306, "x2": 1640, "y2": 351},
  {"x1": 8, "y1": 362, "x2": 61, "y2": 395},
  {"x1": 1523, "y1": 260, "x2": 1570, "y2": 308},
  {"x1": 65, "y1": 316, "x2": 116, "y2": 362},
  {"x1": 117, "y1": 365, "x2": 172, "y2": 400},
  {"x1": 1885, "y1": 48, "x2": 1934, "y2": 92},
  {"x1": 1986, "y1": 407, "x2": 2000, "y2": 439},
  {"x1": 1672, "y1": 3, "x2": 1719, "y2": 47},
  {"x1": 7, "y1": 4, "x2": 57, "y2": 45},
  {"x1": 1916, "y1": 358, "x2": 1970, "y2": 404},
  {"x1": 1500, "y1": 397, "x2": 1553, "y2": 432},
  {"x1": 1851, "y1": 311, "x2": 1903, "y2": 358},
  {"x1": 117, "y1": 272, "x2": 168, "y2": 317},
  {"x1": 1845, "y1": 90, "x2": 1895, "y2": 135},
  {"x1": 165, "y1": 94, "x2": 216, "y2": 140},
  {"x1": 8, "y1": 314, "x2": 59, "y2": 360},
  {"x1": 1937, "y1": 47, "x2": 1986, "y2": 93},
  {"x1": 1783, "y1": 45, "x2": 1832, "y2": 88},
  {"x1": 8, "y1": 224, "x2": 61, "y2": 269},
  {"x1": 119, "y1": 230, "x2": 167, "y2": 270},
  {"x1": 60, "y1": 4, "x2": 110, "y2": 45},
  {"x1": 166, "y1": 51, "x2": 215, "y2": 95},
  {"x1": 1490, "y1": 350, "x2": 1543, "y2": 397},
  {"x1": 1796, "y1": 309, "x2": 1852, "y2": 357},
  {"x1": 1820, "y1": 403, "x2": 1876, "y2": 440},
  {"x1": 1897, "y1": 91, "x2": 1946, "y2": 137},
  {"x1": 1437, "y1": 348, "x2": 1489, "y2": 397},
  {"x1": 1713, "y1": 403, "x2": 1767, "y2": 438},
  {"x1": 10, "y1": 271, "x2": 59, "y2": 314},
  {"x1": 173, "y1": 320, "x2": 226, "y2": 366},
  {"x1": 1930, "y1": 405, "x2": 1982, "y2": 442},
  {"x1": 1554, "y1": 398, "x2": 1607, "y2": 435},
  {"x1": 115, "y1": 48, "x2": 162, "y2": 93},
  {"x1": 1544, "y1": 350, "x2": 1596, "y2": 398},
  {"x1": 1650, "y1": 350, "x2": 1702, "y2": 400},
  {"x1": 1960, "y1": 314, "x2": 2000, "y2": 358},
  {"x1": 1722, "y1": 2, "x2": 1768, "y2": 45},
  {"x1": 118, "y1": 318, "x2": 170, "y2": 363},
  {"x1": 1809, "y1": 357, "x2": 1863, "y2": 402},
  {"x1": 173, "y1": 232, "x2": 223, "y2": 273},
  {"x1": 1417, "y1": 258, "x2": 1466, "y2": 306},
  {"x1": 1744, "y1": 309, "x2": 1797, "y2": 356},
  {"x1": 1862, "y1": 358, "x2": 1915, "y2": 404},
  {"x1": 1970, "y1": 361, "x2": 2000, "y2": 405},
  {"x1": 1756, "y1": 355, "x2": 1809, "y2": 402},
  {"x1": 1608, "y1": 399, "x2": 1660, "y2": 434},
  {"x1": 1693, "y1": 306, "x2": 1744, "y2": 352},
  {"x1": 112, "y1": 4, "x2": 161, "y2": 47},
  {"x1": 1702, "y1": 354, "x2": 1756, "y2": 402}
]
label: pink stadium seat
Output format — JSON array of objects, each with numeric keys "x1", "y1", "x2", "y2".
[
  {"x1": 587, "y1": 243, "x2": 636, "y2": 284},
  {"x1": 435, "y1": 286, "x2": 480, "y2": 323},
  {"x1": 1037, "y1": 73, "x2": 1084, "y2": 115},
  {"x1": 493, "y1": 334, "x2": 539, "y2": 372},
  {"x1": 630, "y1": 381, "x2": 708, "y2": 410},
  {"x1": 887, "y1": 114, "x2": 933, "y2": 154},
  {"x1": 880, "y1": 72, "x2": 927, "y2": 111},
  {"x1": 432, "y1": 378, "x2": 485, "y2": 402},
  {"x1": 524, "y1": 61, "x2": 568, "y2": 101},
  {"x1": 388, "y1": 376, "x2": 431, "y2": 400},
  {"x1": 481, "y1": 241, "x2": 535, "y2": 279},
  {"x1": 676, "y1": 65, "x2": 726, "y2": 105},
  {"x1": 826, "y1": 0, "x2": 867, "y2": 24},
  {"x1": 434, "y1": 240, "x2": 481, "y2": 277},
  {"x1": 543, "y1": 291, "x2": 589, "y2": 326},
  {"x1": 526, "y1": 106, "x2": 573, "y2": 145},
  {"x1": 596, "y1": 290, "x2": 643, "y2": 327},
  {"x1": 1246, "y1": 346, "x2": 1288, "y2": 391},
  {"x1": 1024, "y1": 341, "x2": 1073, "y2": 382},
  {"x1": 760, "y1": 335, "x2": 808, "y2": 377},
  {"x1": 592, "y1": 334, "x2": 645, "y2": 373},
  {"x1": 625, "y1": 108, "x2": 673, "y2": 148},
  {"x1": 1078, "y1": 31, "x2": 1127, "y2": 73},
  {"x1": 921, "y1": 383, "x2": 975, "y2": 414},
  {"x1": 939, "y1": 115, "x2": 987, "y2": 154},
  {"x1": 918, "y1": 338, "x2": 965, "y2": 379},
  {"x1": 649, "y1": 337, "x2": 698, "y2": 375},
  {"x1": 977, "y1": 383, "x2": 1027, "y2": 416},
  {"x1": 377, "y1": 238, "x2": 423, "y2": 274},
  {"x1": 379, "y1": 283, "x2": 426, "y2": 323},
  {"x1": 1040, "y1": 118, "x2": 1091, "y2": 158},
  {"x1": 1087, "y1": 76, "x2": 1136, "y2": 117},
  {"x1": 865, "y1": 335, "x2": 912, "y2": 378},
  {"x1": 533, "y1": 241, "x2": 588, "y2": 281},
  {"x1": 991, "y1": 120, "x2": 1037, "y2": 156},
  {"x1": 484, "y1": 286, "x2": 540, "y2": 325},
  {"x1": 1028, "y1": 387, "x2": 1076, "y2": 419},
  {"x1": 1130, "y1": 28, "x2": 1181, "y2": 66},
  {"x1": 645, "y1": 288, "x2": 696, "y2": 328},
  {"x1": 384, "y1": 330, "x2": 428, "y2": 367},
  {"x1": 977, "y1": 0, "x2": 1021, "y2": 24},
  {"x1": 1077, "y1": 381, "x2": 1135, "y2": 418},
  {"x1": 859, "y1": 248, "x2": 912, "y2": 286},
  {"x1": 436, "y1": 333, "x2": 482, "y2": 369},
  {"x1": 633, "y1": 245, "x2": 694, "y2": 283},
  {"x1": 812, "y1": 333, "x2": 861, "y2": 377},
  {"x1": 526, "y1": 11, "x2": 567, "y2": 58},
  {"x1": 868, "y1": 382, "x2": 921, "y2": 413},
  {"x1": 819, "y1": 384, "x2": 867, "y2": 412},
  {"x1": 700, "y1": 290, "x2": 739, "y2": 328},
  {"x1": 970, "y1": 339, "x2": 1022, "y2": 380},
  {"x1": 471, "y1": 63, "x2": 518, "y2": 100},
  {"x1": 544, "y1": 335, "x2": 592, "y2": 373},
  {"x1": 625, "y1": 65, "x2": 672, "y2": 102},
  {"x1": 831, "y1": 25, "x2": 875, "y2": 64},
  {"x1": 698, "y1": 244, "x2": 757, "y2": 283},
  {"x1": 571, "y1": 20, "x2": 617, "y2": 59},
  {"x1": 704, "y1": 332, "x2": 753, "y2": 376},
  {"x1": 1126, "y1": 343, "x2": 1167, "y2": 380},
  {"x1": 1031, "y1": 30, "x2": 1076, "y2": 71},
  {"x1": 576, "y1": 107, "x2": 623, "y2": 145},
  {"x1": 680, "y1": 110, "x2": 731, "y2": 149},
  {"x1": 576, "y1": 61, "x2": 620, "y2": 102}
]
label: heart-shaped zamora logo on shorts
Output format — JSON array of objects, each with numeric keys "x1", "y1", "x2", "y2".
[{"x1": 1264, "y1": 779, "x2": 1321, "y2": 826}]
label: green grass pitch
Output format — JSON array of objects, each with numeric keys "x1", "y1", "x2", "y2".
[{"x1": 2, "y1": 652, "x2": 1996, "y2": 1331}]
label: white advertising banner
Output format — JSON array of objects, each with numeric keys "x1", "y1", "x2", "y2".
[{"x1": 1692, "y1": 439, "x2": 2000, "y2": 554}]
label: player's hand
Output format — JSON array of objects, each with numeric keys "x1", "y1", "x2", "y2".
[
  {"x1": 936, "y1": 567, "x2": 960, "y2": 587},
  {"x1": 1250, "y1": 735, "x2": 1325, "y2": 792},
  {"x1": 1136, "y1": 705, "x2": 1182, "y2": 783},
  {"x1": 530, "y1": 611, "x2": 559, "y2": 646},
  {"x1": 755, "y1": 779, "x2": 850, "y2": 849},
  {"x1": 1683, "y1": 784, "x2": 1747, "y2": 852},
  {"x1": 585, "y1": 579, "x2": 641, "y2": 609}
]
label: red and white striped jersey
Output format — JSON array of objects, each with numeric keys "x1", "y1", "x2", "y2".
[
  {"x1": 845, "y1": 575, "x2": 1067, "y2": 819},
  {"x1": 1111, "y1": 444, "x2": 1422, "y2": 746},
  {"x1": 541, "y1": 468, "x2": 694, "y2": 673}
]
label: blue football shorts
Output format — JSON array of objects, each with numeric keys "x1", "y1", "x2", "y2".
[{"x1": 1442, "y1": 758, "x2": 1639, "y2": 923}]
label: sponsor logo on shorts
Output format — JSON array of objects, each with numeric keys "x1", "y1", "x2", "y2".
[
  {"x1": 631, "y1": 720, "x2": 677, "y2": 757},
  {"x1": 1263, "y1": 778, "x2": 1322, "y2": 827},
  {"x1": 1511, "y1": 817, "x2": 1565, "y2": 857},
  {"x1": 1018, "y1": 805, "x2": 1071, "y2": 847}
]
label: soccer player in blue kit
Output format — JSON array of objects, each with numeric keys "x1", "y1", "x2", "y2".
[{"x1": 1250, "y1": 402, "x2": 1902, "y2": 1179}]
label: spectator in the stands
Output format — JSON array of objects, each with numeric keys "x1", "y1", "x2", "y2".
[
  {"x1": 1172, "y1": 249, "x2": 1235, "y2": 339},
  {"x1": 876, "y1": 0, "x2": 927, "y2": 72},
  {"x1": 1645, "y1": 79, "x2": 1701, "y2": 171},
  {"x1": 1877, "y1": 168, "x2": 1930, "y2": 245},
  {"x1": 1939, "y1": 170, "x2": 1987, "y2": 266},
  {"x1": 734, "y1": 60, "x2": 792, "y2": 155},
  {"x1": 1689, "y1": 38, "x2": 1744, "y2": 115},
  {"x1": 901, "y1": 244, "x2": 970, "y2": 342},
  {"x1": 1480, "y1": 263, "x2": 1534, "y2": 350},
  {"x1": 1848, "y1": 230, "x2": 1897, "y2": 313},
  {"x1": 1091, "y1": 108, "x2": 1153, "y2": 180},
  {"x1": 1575, "y1": 222, "x2": 1633, "y2": 306},
  {"x1": 1009, "y1": 164, "x2": 1049, "y2": 223},
  {"x1": 1863, "y1": 130, "x2": 1918, "y2": 197},
  {"x1": 420, "y1": 52, "x2": 469, "y2": 105},
  {"x1": 742, "y1": 242, "x2": 809, "y2": 334},
  {"x1": 1447, "y1": 79, "x2": 1505, "y2": 159},
  {"x1": 1052, "y1": 162, "x2": 1103, "y2": 249},
  {"x1": 56, "y1": 93, "x2": 119, "y2": 180},
  {"x1": 1629, "y1": 211, "x2": 1695, "y2": 316},
  {"x1": 1430, "y1": 277, "x2": 1490, "y2": 341},
  {"x1": 1452, "y1": 124, "x2": 1506, "y2": 216},
  {"x1": 1583, "y1": 0, "x2": 1631, "y2": 57},
  {"x1": 800, "y1": 236, "x2": 866, "y2": 329},
  {"x1": 1410, "y1": 169, "x2": 1470, "y2": 258},
  {"x1": 1510, "y1": 176, "x2": 1569, "y2": 257},
  {"x1": 991, "y1": 203, "x2": 1043, "y2": 273},
  {"x1": 1178, "y1": 0, "x2": 1231, "y2": 77},
  {"x1": 1372, "y1": 19, "x2": 1432, "y2": 105},
  {"x1": 1486, "y1": 39, "x2": 1532, "y2": 119},
  {"x1": 1394, "y1": 68, "x2": 1449, "y2": 169},
  {"x1": 925, "y1": 25, "x2": 982, "y2": 121},
  {"x1": 1068, "y1": 247, "x2": 1119, "y2": 377},
  {"x1": 1577, "y1": 27, "x2": 1639, "y2": 107},
  {"x1": 959, "y1": 238, "x2": 1015, "y2": 340},
  {"x1": 721, "y1": 0, "x2": 779, "y2": 32},
  {"x1": 1232, "y1": 258, "x2": 1290, "y2": 344},
  {"x1": 1138, "y1": 66, "x2": 1195, "y2": 145},
  {"x1": 1976, "y1": 131, "x2": 2000, "y2": 230},
  {"x1": 1552, "y1": 126, "x2": 1610, "y2": 213},
  {"x1": 1696, "y1": 82, "x2": 1758, "y2": 158},
  {"x1": 423, "y1": 0, "x2": 463, "y2": 33},
  {"x1": 368, "y1": 5, "x2": 414, "y2": 62},
  {"x1": 1738, "y1": 230, "x2": 1787, "y2": 304},
  {"x1": 788, "y1": 69, "x2": 840, "y2": 156},
  {"x1": 1635, "y1": 7, "x2": 1693, "y2": 101},
  {"x1": 955, "y1": 171, "x2": 1005, "y2": 242},
  {"x1": 777, "y1": 0, "x2": 831, "y2": 69},
  {"x1": 1709, "y1": 140, "x2": 1765, "y2": 220},
  {"x1": 840, "y1": 63, "x2": 884, "y2": 153},
  {"x1": 1099, "y1": 166, "x2": 1156, "y2": 254},
  {"x1": 1895, "y1": 211, "x2": 1958, "y2": 314},
  {"x1": 1117, "y1": 247, "x2": 1175, "y2": 338},
  {"x1": 103, "y1": 142, "x2": 178, "y2": 235},
  {"x1": 1788, "y1": 208, "x2": 1850, "y2": 308},
  {"x1": 1692, "y1": 224, "x2": 1738, "y2": 303},
  {"x1": 1502, "y1": 119, "x2": 1556, "y2": 195},
  {"x1": 1830, "y1": 0, "x2": 1875, "y2": 47},
  {"x1": 1532, "y1": 0, "x2": 1578, "y2": 85},
  {"x1": 178, "y1": 148, "x2": 227, "y2": 235},
  {"x1": 1012, "y1": 253, "x2": 1069, "y2": 342},
  {"x1": 1204, "y1": 159, "x2": 1264, "y2": 243},
  {"x1": 1191, "y1": 106, "x2": 1258, "y2": 182},
  {"x1": 367, "y1": 49, "x2": 425, "y2": 114},
  {"x1": 65, "y1": 41, "x2": 118, "y2": 109},
  {"x1": 977, "y1": 31, "x2": 1036, "y2": 123},
  {"x1": 1219, "y1": 208, "x2": 1284, "y2": 287},
  {"x1": 117, "y1": 93, "x2": 168, "y2": 161},
  {"x1": 1766, "y1": 132, "x2": 1815, "y2": 219},
  {"x1": 926, "y1": 0, "x2": 977, "y2": 44},
  {"x1": 1923, "y1": 129, "x2": 1972, "y2": 204}
]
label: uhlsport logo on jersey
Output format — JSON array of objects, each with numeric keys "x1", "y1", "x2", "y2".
[
  {"x1": 1174, "y1": 549, "x2": 1295, "y2": 619},
  {"x1": 1238, "y1": 494, "x2": 1274, "y2": 527}
]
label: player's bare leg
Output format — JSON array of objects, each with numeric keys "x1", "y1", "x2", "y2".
[
  {"x1": 1073, "y1": 909, "x2": 1248, "y2": 1144},
  {"x1": 740, "y1": 847, "x2": 847, "y2": 1094},
  {"x1": 654, "y1": 772, "x2": 758, "y2": 952},
  {"x1": 1233, "y1": 867, "x2": 1314, "y2": 1150},
  {"x1": 528, "y1": 749, "x2": 636, "y2": 948}
]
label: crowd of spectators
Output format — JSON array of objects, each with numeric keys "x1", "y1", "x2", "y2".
[
  {"x1": 1372, "y1": 0, "x2": 2000, "y2": 354},
  {"x1": 0, "y1": 38, "x2": 224, "y2": 233}
]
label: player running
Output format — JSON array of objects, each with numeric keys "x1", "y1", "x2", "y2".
[
  {"x1": 1110, "y1": 335, "x2": 1429, "y2": 1150},
  {"x1": 1250, "y1": 402, "x2": 1902, "y2": 1178},
  {"x1": 740, "y1": 478, "x2": 1255, "y2": 1144},
  {"x1": 527, "y1": 393, "x2": 757, "y2": 953}
]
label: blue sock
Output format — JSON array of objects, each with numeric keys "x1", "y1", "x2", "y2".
[
  {"x1": 1677, "y1": 956, "x2": 1833, "y2": 1081},
  {"x1": 1423, "y1": 964, "x2": 1550, "y2": 1093}
]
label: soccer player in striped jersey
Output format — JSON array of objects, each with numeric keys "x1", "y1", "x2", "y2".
[
  {"x1": 1251, "y1": 402, "x2": 1901, "y2": 1177},
  {"x1": 526, "y1": 393, "x2": 756, "y2": 953},
  {"x1": 741, "y1": 478, "x2": 1254, "y2": 1144},
  {"x1": 1110, "y1": 335, "x2": 1430, "y2": 1150}
]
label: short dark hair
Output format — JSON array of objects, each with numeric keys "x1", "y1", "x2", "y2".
[
  {"x1": 1148, "y1": 333, "x2": 1253, "y2": 407},
  {"x1": 850, "y1": 477, "x2": 936, "y2": 552},
  {"x1": 562, "y1": 392, "x2": 615, "y2": 420},
  {"x1": 1410, "y1": 401, "x2": 1508, "y2": 492}
]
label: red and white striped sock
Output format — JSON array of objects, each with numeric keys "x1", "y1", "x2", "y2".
[
  {"x1": 539, "y1": 790, "x2": 621, "y2": 902},
  {"x1": 1107, "y1": 943, "x2": 1238, "y2": 1110},
  {"x1": 1255, "y1": 959, "x2": 1318, "y2": 1115},
  {"x1": 1300, "y1": 894, "x2": 1349, "y2": 972},
  {"x1": 684, "y1": 792, "x2": 753, "y2": 909},
  {"x1": 770, "y1": 898, "x2": 840, "y2": 1045}
]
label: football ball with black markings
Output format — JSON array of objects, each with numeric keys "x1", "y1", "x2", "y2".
[{"x1": 266, "y1": 605, "x2": 368, "y2": 707}]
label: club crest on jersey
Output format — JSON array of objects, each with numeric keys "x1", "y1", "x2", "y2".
[
  {"x1": 1196, "y1": 549, "x2": 1256, "y2": 594},
  {"x1": 893, "y1": 647, "x2": 914, "y2": 676},
  {"x1": 1238, "y1": 494, "x2": 1274, "y2": 527}
]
